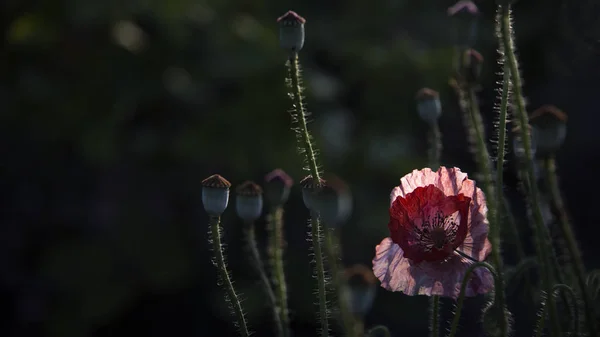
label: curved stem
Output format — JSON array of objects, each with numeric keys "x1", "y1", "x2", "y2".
[
  {"x1": 268, "y1": 207, "x2": 291, "y2": 337},
  {"x1": 210, "y1": 216, "x2": 250, "y2": 337},
  {"x1": 506, "y1": 257, "x2": 536, "y2": 293},
  {"x1": 535, "y1": 284, "x2": 580, "y2": 337},
  {"x1": 498, "y1": 5, "x2": 562, "y2": 336},
  {"x1": 543, "y1": 156, "x2": 598, "y2": 335},
  {"x1": 245, "y1": 222, "x2": 284, "y2": 337},
  {"x1": 447, "y1": 262, "x2": 500, "y2": 337},
  {"x1": 287, "y1": 52, "x2": 330, "y2": 336}
]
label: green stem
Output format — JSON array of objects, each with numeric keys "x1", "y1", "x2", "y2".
[
  {"x1": 543, "y1": 156, "x2": 598, "y2": 336},
  {"x1": 323, "y1": 228, "x2": 358, "y2": 337},
  {"x1": 430, "y1": 295, "x2": 440, "y2": 337},
  {"x1": 287, "y1": 51, "x2": 329, "y2": 337},
  {"x1": 268, "y1": 207, "x2": 291, "y2": 337},
  {"x1": 499, "y1": 5, "x2": 563, "y2": 336},
  {"x1": 447, "y1": 262, "x2": 500, "y2": 337},
  {"x1": 495, "y1": 61, "x2": 511, "y2": 236},
  {"x1": 210, "y1": 216, "x2": 250, "y2": 337},
  {"x1": 310, "y1": 214, "x2": 330, "y2": 337},
  {"x1": 465, "y1": 87, "x2": 508, "y2": 337},
  {"x1": 245, "y1": 222, "x2": 284, "y2": 337},
  {"x1": 287, "y1": 53, "x2": 322, "y2": 183},
  {"x1": 427, "y1": 122, "x2": 442, "y2": 168},
  {"x1": 495, "y1": 35, "x2": 532, "y2": 304}
]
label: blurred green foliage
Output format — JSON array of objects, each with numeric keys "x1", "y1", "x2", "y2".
[{"x1": 3, "y1": 0, "x2": 598, "y2": 336}]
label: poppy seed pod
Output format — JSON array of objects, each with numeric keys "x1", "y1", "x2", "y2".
[
  {"x1": 264, "y1": 169, "x2": 294, "y2": 206},
  {"x1": 415, "y1": 88, "x2": 442, "y2": 125},
  {"x1": 341, "y1": 265, "x2": 377, "y2": 317},
  {"x1": 312, "y1": 175, "x2": 352, "y2": 227},
  {"x1": 529, "y1": 105, "x2": 568, "y2": 157},
  {"x1": 235, "y1": 181, "x2": 263, "y2": 223},
  {"x1": 300, "y1": 175, "x2": 324, "y2": 211},
  {"x1": 201, "y1": 174, "x2": 231, "y2": 216},
  {"x1": 277, "y1": 10, "x2": 306, "y2": 52}
]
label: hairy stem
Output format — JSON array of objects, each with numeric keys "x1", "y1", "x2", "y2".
[
  {"x1": 245, "y1": 222, "x2": 284, "y2": 337},
  {"x1": 447, "y1": 262, "x2": 500, "y2": 337},
  {"x1": 267, "y1": 207, "x2": 290, "y2": 337},
  {"x1": 310, "y1": 214, "x2": 329, "y2": 337},
  {"x1": 287, "y1": 54, "x2": 322, "y2": 182},
  {"x1": 499, "y1": 5, "x2": 565, "y2": 336},
  {"x1": 494, "y1": 15, "x2": 531, "y2": 302},
  {"x1": 427, "y1": 122, "x2": 442, "y2": 168},
  {"x1": 323, "y1": 228, "x2": 358, "y2": 337},
  {"x1": 543, "y1": 156, "x2": 598, "y2": 335},
  {"x1": 465, "y1": 87, "x2": 508, "y2": 337},
  {"x1": 535, "y1": 284, "x2": 580, "y2": 337},
  {"x1": 210, "y1": 216, "x2": 250, "y2": 337},
  {"x1": 287, "y1": 51, "x2": 329, "y2": 336}
]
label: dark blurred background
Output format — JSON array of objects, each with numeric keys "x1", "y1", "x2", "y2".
[{"x1": 2, "y1": 0, "x2": 600, "y2": 336}]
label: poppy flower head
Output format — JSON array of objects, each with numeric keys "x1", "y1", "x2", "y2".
[
  {"x1": 373, "y1": 167, "x2": 493, "y2": 299},
  {"x1": 389, "y1": 184, "x2": 471, "y2": 263}
]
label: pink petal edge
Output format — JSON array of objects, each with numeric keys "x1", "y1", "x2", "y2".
[{"x1": 372, "y1": 237, "x2": 494, "y2": 299}]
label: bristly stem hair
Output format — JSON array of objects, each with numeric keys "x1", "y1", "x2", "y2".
[
  {"x1": 543, "y1": 155, "x2": 599, "y2": 336},
  {"x1": 451, "y1": 52, "x2": 509, "y2": 335},
  {"x1": 267, "y1": 207, "x2": 291, "y2": 337},
  {"x1": 497, "y1": 4, "x2": 563, "y2": 336},
  {"x1": 493, "y1": 5, "x2": 532, "y2": 302},
  {"x1": 209, "y1": 216, "x2": 250, "y2": 337},
  {"x1": 245, "y1": 221, "x2": 284, "y2": 337},
  {"x1": 534, "y1": 284, "x2": 580, "y2": 337},
  {"x1": 286, "y1": 51, "x2": 330, "y2": 337}
]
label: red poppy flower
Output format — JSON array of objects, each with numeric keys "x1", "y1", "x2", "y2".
[{"x1": 372, "y1": 167, "x2": 493, "y2": 299}]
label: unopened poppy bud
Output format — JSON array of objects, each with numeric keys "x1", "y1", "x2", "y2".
[
  {"x1": 235, "y1": 181, "x2": 263, "y2": 223},
  {"x1": 529, "y1": 105, "x2": 568, "y2": 156},
  {"x1": 415, "y1": 88, "x2": 442, "y2": 125},
  {"x1": 201, "y1": 174, "x2": 231, "y2": 216},
  {"x1": 313, "y1": 175, "x2": 352, "y2": 227},
  {"x1": 264, "y1": 169, "x2": 294, "y2": 206},
  {"x1": 300, "y1": 175, "x2": 324, "y2": 210},
  {"x1": 277, "y1": 10, "x2": 306, "y2": 52},
  {"x1": 462, "y1": 49, "x2": 483, "y2": 85},
  {"x1": 448, "y1": 1, "x2": 479, "y2": 47},
  {"x1": 341, "y1": 264, "x2": 377, "y2": 317},
  {"x1": 448, "y1": 0, "x2": 478, "y2": 17}
]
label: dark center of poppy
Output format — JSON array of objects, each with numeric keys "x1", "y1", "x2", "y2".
[
  {"x1": 388, "y1": 184, "x2": 471, "y2": 263},
  {"x1": 429, "y1": 227, "x2": 447, "y2": 249},
  {"x1": 413, "y1": 210, "x2": 459, "y2": 253}
]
